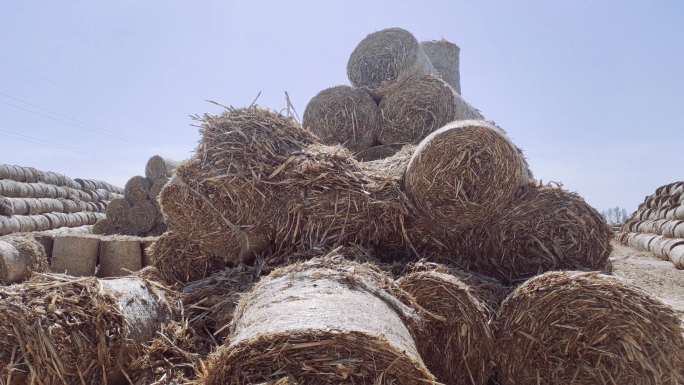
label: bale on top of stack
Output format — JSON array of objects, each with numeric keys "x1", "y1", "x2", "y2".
[
  {"x1": 0, "y1": 163, "x2": 119, "y2": 235},
  {"x1": 94, "y1": 155, "x2": 178, "y2": 237},
  {"x1": 617, "y1": 180, "x2": 684, "y2": 268}
]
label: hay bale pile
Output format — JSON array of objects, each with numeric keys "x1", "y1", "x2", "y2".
[
  {"x1": 6, "y1": 27, "x2": 680, "y2": 385},
  {"x1": 0, "y1": 163, "x2": 120, "y2": 235},
  {"x1": 94, "y1": 155, "x2": 178, "y2": 236},
  {"x1": 617, "y1": 181, "x2": 684, "y2": 268},
  {"x1": 304, "y1": 27, "x2": 482, "y2": 160}
]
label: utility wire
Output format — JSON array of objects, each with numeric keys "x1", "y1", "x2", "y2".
[
  {"x1": 0, "y1": 128, "x2": 81, "y2": 154},
  {"x1": 0, "y1": 90, "x2": 135, "y2": 144}
]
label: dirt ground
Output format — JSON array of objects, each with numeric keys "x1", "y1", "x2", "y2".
[{"x1": 610, "y1": 240, "x2": 684, "y2": 321}]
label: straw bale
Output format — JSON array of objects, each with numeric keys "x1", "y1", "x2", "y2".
[
  {"x1": 93, "y1": 217, "x2": 119, "y2": 235},
  {"x1": 404, "y1": 120, "x2": 529, "y2": 230},
  {"x1": 421, "y1": 39, "x2": 461, "y2": 93},
  {"x1": 670, "y1": 244, "x2": 684, "y2": 268},
  {"x1": 149, "y1": 176, "x2": 170, "y2": 201},
  {"x1": 199, "y1": 256, "x2": 434, "y2": 385},
  {"x1": 0, "y1": 273, "x2": 171, "y2": 384},
  {"x1": 145, "y1": 155, "x2": 179, "y2": 182},
  {"x1": 148, "y1": 231, "x2": 225, "y2": 284},
  {"x1": 451, "y1": 183, "x2": 612, "y2": 283},
  {"x1": 107, "y1": 197, "x2": 132, "y2": 228},
  {"x1": 302, "y1": 85, "x2": 379, "y2": 153},
  {"x1": 125, "y1": 176, "x2": 152, "y2": 204},
  {"x1": 398, "y1": 269, "x2": 494, "y2": 385},
  {"x1": 50, "y1": 234, "x2": 100, "y2": 276},
  {"x1": 378, "y1": 75, "x2": 482, "y2": 145},
  {"x1": 128, "y1": 200, "x2": 158, "y2": 235},
  {"x1": 495, "y1": 271, "x2": 684, "y2": 385},
  {"x1": 98, "y1": 236, "x2": 143, "y2": 277},
  {"x1": 0, "y1": 234, "x2": 47, "y2": 284},
  {"x1": 347, "y1": 27, "x2": 436, "y2": 92},
  {"x1": 140, "y1": 237, "x2": 158, "y2": 266}
]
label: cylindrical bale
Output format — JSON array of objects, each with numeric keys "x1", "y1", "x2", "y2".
[
  {"x1": 404, "y1": 120, "x2": 530, "y2": 229},
  {"x1": 674, "y1": 204, "x2": 684, "y2": 220},
  {"x1": 302, "y1": 86, "x2": 379, "y2": 153},
  {"x1": 670, "y1": 244, "x2": 684, "y2": 269},
  {"x1": 453, "y1": 184, "x2": 612, "y2": 283},
  {"x1": 125, "y1": 176, "x2": 152, "y2": 204},
  {"x1": 421, "y1": 39, "x2": 461, "y2": 94},
  {"x1": 647, "y1": 235, "x2": 665, "y2": 253},
  {"x1": 16, "y1": 216, "x2": 36, "y2": 233},
  {"x1": 0, "y1": 197, "x2": 13, "y2": 216},
  {"x1": 106, "y1": 197, "x2": 132, "y2": 229},
  {"x1": 378, "y1": 75, "x2": 482, "y2": 145},
  {"x1": 128, "y1": 200, "x2": 158, "y2": 235},
  {"x1": 30, "y1": 215, "x2": 51, "y2": 232},
  {"x1": 398, "y1": 270, "x2": 494, "y2": 385},
  {"x1": 145, "y1": 155, "x2": 179, "y2": 182},
  {"x1": 98, "y1": 236, "x2": 143, "y2": 277},
  {"x1": 495, "y1": 271, "x2": 684, "y2": 385},
  {"x1": 347, "y1": 27, "x2": 436, "y2": 92},
  {"x1": 148, "y1": 231, "x2": 225, "y2": 284},
  {"x1": 200, "y1": 257, "x2": 435, "y2": 385},
  {"x1": 50, "y1": 235, "x2": 100, "y2": 276},
  {"x1": 0, "y1": 164, "x2": 11, "y2": 179},
  {"x1": 93, "y1": 218, "x2": 119, "y2": 235},
  {"x1": 0, "y1": 235, "x2": 47, "y2": 284},
  {"x1": 674, "y1": 222, "x2": 684, "y2": 238},
  {"x1": 149, "y1": 176, "x2": 170, "y2": 202},
  {"x1": 0, "y1": 273, "x2": 171, "y2": 383}
]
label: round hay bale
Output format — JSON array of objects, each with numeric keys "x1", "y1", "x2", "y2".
[
  {"x1": 454, "y1": 184, "x2": 612, "y2": 283},
  {"x1": 0, "y1": 216, "x2": 20, "y2": 236},
  {"x1": 50, "y1": 234, "x2": 99, "y2": 276},
  {"x1": 404, "y1": 120, "x2": 529, "y2": 229},
  {"x1": 675, "y1": 204, "x2": 684, "y2": 220},
  {"x1": 0, "y1": 234, "x2": 47, "y2": 284},
  {"x1": 93, "y1": 218, "x2": 119, "y2": 235},
  {"x1": 302, "y1": 85, "x2": 379, "y2": 153},
  {"x1": 397, "y1": 270, "x2": 494, "y2": 385},
  {"x1": 0, "y1": 164, "x2": 11, "y2": 179},
  {"x1": 128, "y1": 200, "x2": 158, "y2": 235},
  {"x1": 0, "y1": 196, "x2": 13, "y2": 216},
  {"x1": 106, "y1": 197, "x2": 132, "y2": 229},
  {"x1": 16, "y1": 215, "x2": 36, "y2": 233},
  {"x1": 347, "y1": 27, "x2": 435, "y2": 91},
  {"x1": 125, "y1": 176, "x2": 152, "y2": 204},
  {"x1": 200, "y1": 256, "x2": 435, "y2": 385},
  {"x1": 145, "y1": 155, "x2": 179, "y2": 182},
  {"x1": 421, "y1": 39, "x2": 461, "y2": 94},
  {"x1": 98, "y1": 236, "x2": 143, "y2": 277},
  {"x1": 670, "y1": 244, "x2": 684, "y2": 268},
  {"x1": 148, "y1": 231, "x2": 225, "y2": 284},
  {"x1": 378, "y1": 75, "x2": 482, "y2": 145},
  {"x1": 0, "y1": 273, "x2": 171, "y2": 383},
  {"x1": 149, "y1": 176, "x2": 170, "y2": 201},
  {"x1": 495, "y1": 271, "x2": 684, "y2": 385}
]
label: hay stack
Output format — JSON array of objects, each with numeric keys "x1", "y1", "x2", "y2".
[
  {"x1": 95, "y1": 156, "x2": 177, "y2": 237},
  {"x1": 421, "y1": 39, "x2": 461, "y2": 94},
  {"x1": 347, "y1": 27, "x2": 436, "y2": 92},
  {"x1": 160, "y1": 107, "x2": 413, "y2": 267},
  {"x1": 0, "y1": 234, "x2": 47, "y2": 284},
  {"x1": 453, "y1": 184, "x2": 612, "y2": 283},
  {"x1": 398, "y1": 268, "x2": 495, "y2": 385},
  {"x1": 404, "y1": 120, "x2": 530, "y2": 230},
  {"x1": 199, "y1": 256, "x2": 435, "y2": 385},
  {"x1": 378, "y1": 75, "x2": 482, "y2": 145},
  {"x1": 148, "y1": 231, "x2": 225, "y2": 284},
  {"x1": 302, "y1": 85, "x2": 379, "y2": 153},
  {"x1": 495, "y1": 271, "x2": 684, "y2": 385},
  {"x1": 0, "y1": 272, "x2": 171, "y2": 384}
]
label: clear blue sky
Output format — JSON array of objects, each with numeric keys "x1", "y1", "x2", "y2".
[{"x1": 1, "y1": 1, "x2": 682, "y2": 212}]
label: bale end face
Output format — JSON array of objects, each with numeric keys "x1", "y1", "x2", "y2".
[{"x1": 495, "y1": 271, "x2": 684, "y2": 385}]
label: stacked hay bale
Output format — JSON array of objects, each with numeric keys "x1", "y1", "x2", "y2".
[
  {"x1": 94, "y1": 155, "x2": 178, "y2": 236},
  {"x1": 304, "y1": 27, "x2": 480, "y2": 161},
  {"x1": 0, "y1": 234, "x2": 48, "y2": 284},
  {"x1": 617, "y1": 181, "x2": 684, "y2": 268},
  {"x1": 0, "y1": 164, "x2": 119, "y2": 235}
]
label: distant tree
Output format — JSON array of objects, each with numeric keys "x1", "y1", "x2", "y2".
[{"x1": 601, "y1": 207, "x2": 630, "y2": 225}]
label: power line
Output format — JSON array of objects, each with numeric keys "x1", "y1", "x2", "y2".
[
  {"x1": 0, "y1": 128, "x2": 81, "y2": 154},
  {"x1": 0, "y1": 90, "x2": 135, "y2": 144}
]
